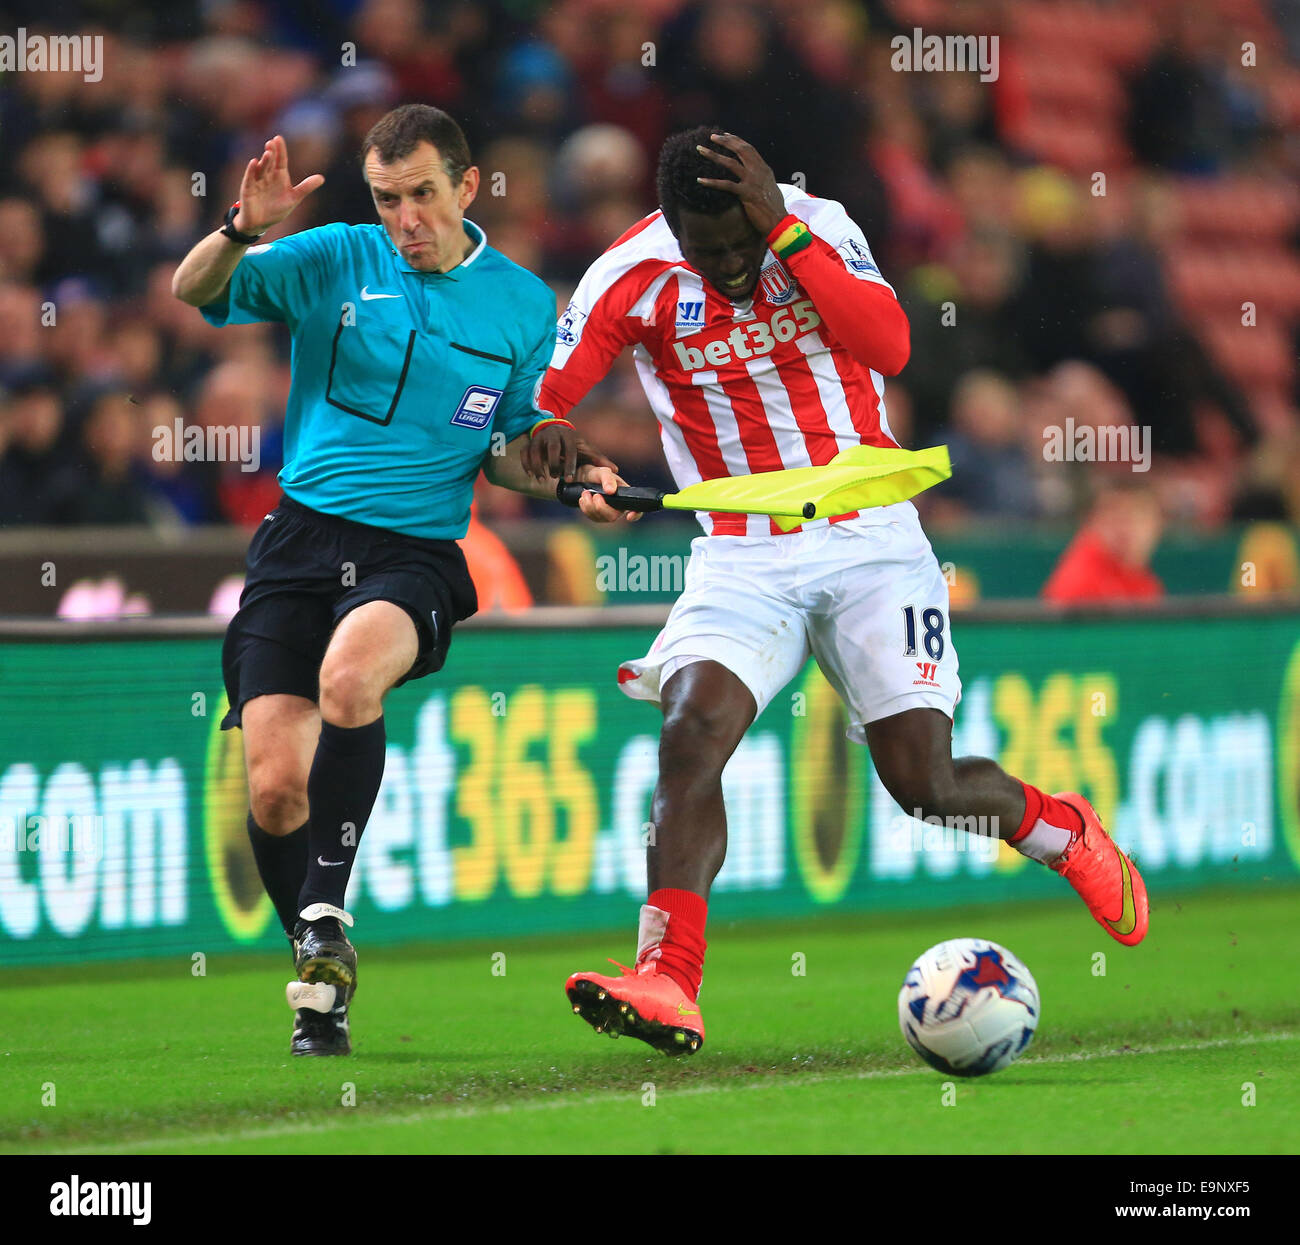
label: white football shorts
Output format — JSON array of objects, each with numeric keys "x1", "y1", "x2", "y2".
[{"x1": 617, "y1": 501, "x2": 961, "y2": 743}]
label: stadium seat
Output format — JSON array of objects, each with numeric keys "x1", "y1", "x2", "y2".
[
  {"x1": 1017, "y1": 55, "x2": 1125, "y2": 117},
  {"x1": 1166, "y1": 244, "x2": 1300, "y2": 316},
  {"x1": 1172, "y1": 179, "x2": 1300, "y2": 242},
  {"x1": 1193, "y1": 314, "x2": 1295, "y2": 392},
  {"x1": 1006, "y1": 110, "x2": 1131, "y2": 174},
  {"x1": 1009, "y1": 2, "x2": 1158, "y2": 69},
  {"x1": 1269, "y1": 70, "x2": 1300, "y2": 127}
]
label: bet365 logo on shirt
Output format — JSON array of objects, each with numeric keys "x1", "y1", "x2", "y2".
[{"x1": 671, "y1": 299, "x2": 822, "y2": 372}]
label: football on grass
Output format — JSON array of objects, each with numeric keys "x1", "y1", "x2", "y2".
[{"x1": 898, "y1": 938, "x2": 1040, "y2": 1077}]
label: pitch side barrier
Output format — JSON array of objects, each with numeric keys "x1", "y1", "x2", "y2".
[
  {"x1": 0, "y1": 598, "x2": 1296, "y2": 965},
  {"x1": 0, "y1": 522, "x2": 1260, "y2": 612}
]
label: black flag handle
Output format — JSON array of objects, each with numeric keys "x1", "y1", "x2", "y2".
[{"x1": 555, "y1": 482, "x2": 667, "y2": 512}]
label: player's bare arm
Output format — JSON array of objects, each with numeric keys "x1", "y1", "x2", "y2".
[
  {"x1": 517, "y1": 421, "x2": 601, "y2": 483},
  {"x1": 491, "y1": 428, "x2": 640, "y2": 523},
  {"x1": 171, "y1": 134, "x2": 324, "y2": 306}
]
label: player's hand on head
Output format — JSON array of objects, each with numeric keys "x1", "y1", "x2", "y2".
[
  {"x1": 576, "y1": 465, "x2": 640, "y2": 523},
  {"x1": 235, "y1": 134, "x2": 325, "y2": 235},
  {"x1": 694, "y1": 133, "x2": 787, "y2": 237}
]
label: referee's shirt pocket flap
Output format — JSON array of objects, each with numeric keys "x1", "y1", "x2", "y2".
[{"x1": 325, "y1": 304, "x2": 417, "y2": 426}]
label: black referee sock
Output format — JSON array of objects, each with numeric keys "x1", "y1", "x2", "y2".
[
  {"x1": 246, "y1": 815, "x2": 310, "y2": 937},
  {"x1": 299, "y1": 716, "x2": 387, "y2": 914}
]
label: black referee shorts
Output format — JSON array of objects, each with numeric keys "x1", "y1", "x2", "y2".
[{"x1": 220, "y1": 494, "x2": 478, "y2": 730}]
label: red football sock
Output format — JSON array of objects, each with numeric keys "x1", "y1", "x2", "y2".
[
  {"x1": 1010, "y1": 783, "x2": 1083, "y2": 840},
  {"x1": 644, "y1": 887, "x2": 708, "y2": 1001},
  {"x1": 1008, "y1": 782, "x2": 1083, "y2": 864}
]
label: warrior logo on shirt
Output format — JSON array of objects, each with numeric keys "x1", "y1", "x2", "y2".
[{"x1": 675, "y1": 300, "x2": 705, "y2": 333}]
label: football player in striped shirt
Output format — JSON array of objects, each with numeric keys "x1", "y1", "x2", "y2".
[{"x1": 545, "y1": 129, "x2": 1148, "y2": 1056}]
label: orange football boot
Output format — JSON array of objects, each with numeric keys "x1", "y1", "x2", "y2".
[
  {"x1": 1053, "y1": 793, "x2": 1149, "y2": 946},
  {"x1": 566, "y1": 960, "x2": 705, "y2": 1056}
]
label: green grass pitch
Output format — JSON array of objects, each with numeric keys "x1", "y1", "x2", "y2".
[{"x1": 2, "y1": 885, "x2": 1296, "y2": 1155}]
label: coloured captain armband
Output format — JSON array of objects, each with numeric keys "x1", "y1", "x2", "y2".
[
  {"x1": 771, "y1": 219, "x2": 813, "y2": 260},
  {"x1": 530, "y1": 416, "x2": 575, "y2": 438}
]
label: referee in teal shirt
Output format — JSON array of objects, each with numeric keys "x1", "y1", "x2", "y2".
[{"x1": 173, "y1": 105, "x2": 622, "y2": 1056}]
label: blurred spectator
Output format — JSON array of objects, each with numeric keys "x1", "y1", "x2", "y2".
[
  {"x1": 108, "y1": 322, "x2": 164, "y2": 395},
  {"x1": 1232, "y1": 519, "x2": 1300, "y2": 596},
  {"x1": 144, "y1": 168, "x2": 205, "y2": 266},
  {"x1": 1042, "y1": 478, "x2": 1164, "y2": 604},
  {"x1": 930, "y1": 370, "x2": 1038, "y2": 520},
  {"x1": 138, "y1": 392, "x2": 216, "y2": 525},
  {"x1": 194, "y1": 360, "x2": 284, "y2": 527},
  {"x1": 18, "y1": 132, "x2": 111, "y2": 289},
  {"x1": 352, "y1": 0, "x2": 466, "y2": 108},
  {"x1": 473, "y1": 136, "x2": 552, "y2": 270},
  {"x1": 1020, "y1": 361, "x2": 1145, "y2": 520},
  {"x1": 0, "y1": 0, "x2": 1290, "y2": 564},
  {"x1": 881, "y1": 381, "x2": 913, "y2": 450},
  {"x1": 0, "y1": 283, "x2": 47, "y2": 388},
  {"x1": 1009, "y1": 168, "x2": 1256, "y2": 456},
  {"x1": 545, "y1": 124, "x2": 648, "y2": 278},
  {"x1": 47, "y1": 279, "x2": 118, "y2": 413},
  {"x1": 867, "y1": 105, "x2": 965, "y2": 270},
  {"x1": 0, "y1": 198, "x2": 45, "y2": 284},
  {"x1": 1008, "y1": 168, "x2": 1103, "y2": 372},
  {"x1": 902, "y1": 227, "x2": 1029, "y2": 447},
  {"x1": 475, "y1": 469, "x2": 530, "y2": 523},
  {"x1": 919, "y1": 64, "x2": 1003, "y2": 173},
  {"x1": 0, "y1": 380, "x2": 81, "y2": 524},
  {"x1": 49, "y1": 392, "x2": 154, "y2": 526},
  {"x1": 1093, "y1": 177, "x2": 1258, "y2": 457},
  {"x1": 314, "y1": 63, "x2": 401, "y2": 227},
  {"x1": 1276, "y1": 0, "x2": 1300, "y2": 64},
  {"x1": 944, "y1": 144, "x2": 1017, "y2": 236},
  {"x1": 567, "y1": 4, "x2": 670, "y2": 189},
  {"x1": 496, "y1": 36, "x2": 578, "y2": 144},
  {"x1": 662, "y1": 0, "x2": 850, "y2": 195},
  {"x1": 1126, "y1": 2, "x2": 1268, "y2": 174}
]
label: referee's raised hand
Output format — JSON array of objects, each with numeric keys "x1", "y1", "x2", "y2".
[{"x1": 232, "y1": 134, "x2": 325, "y2": 236}]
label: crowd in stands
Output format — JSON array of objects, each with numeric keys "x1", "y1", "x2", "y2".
[{"x1": 1, "y1": 0, "x2": 1299, "y2": 577}]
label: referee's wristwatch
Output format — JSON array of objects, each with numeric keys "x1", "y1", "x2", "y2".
[{"x1": 219, "y1": 202, "x2": 265, "y2": 245}]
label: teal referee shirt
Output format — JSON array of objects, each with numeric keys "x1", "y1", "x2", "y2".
[{"x1": 201, "y1": 219, "x2": 556, "y2": 539}]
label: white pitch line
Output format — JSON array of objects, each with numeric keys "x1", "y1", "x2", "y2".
[{"x1": 35, "y1": 1031, "x2": 1298, "y2": 1156}]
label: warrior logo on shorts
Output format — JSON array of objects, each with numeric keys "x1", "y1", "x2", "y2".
[{"x1": 914, "y1": 661, "x2": 940, "y2": 687}]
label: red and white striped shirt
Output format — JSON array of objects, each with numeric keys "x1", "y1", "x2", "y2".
[{"x1": 538, "y1": 184, "x2": 911, "y2": 536}]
